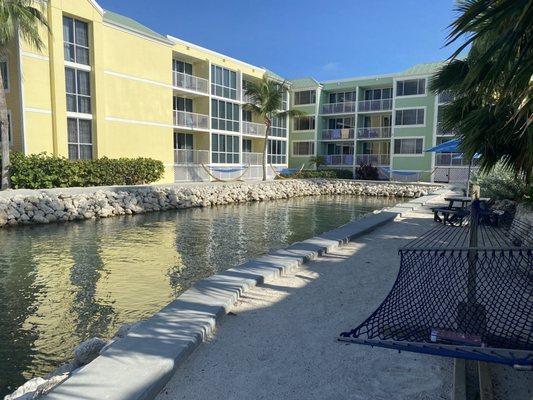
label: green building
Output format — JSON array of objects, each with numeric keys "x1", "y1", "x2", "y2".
[{"x1": 288, "y1": 62, "x2": 468, "y2": 183}]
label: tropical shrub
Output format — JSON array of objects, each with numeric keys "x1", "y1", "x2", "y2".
[
  {"x1": 472, "y1": 163, "x2": 529, "y2": 200},
  {"x1": 355, "y1": 163, "x2": 379, "y2": 180},
  {"x1": 4, "y1": 152, "x2": 164, "y2": 189}
]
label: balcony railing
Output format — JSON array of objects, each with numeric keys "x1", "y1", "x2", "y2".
[
  {"x1": 436, "y1": 123, "x2": 456, "y2": 136},
  {"x1": 356, "y1": 127, "x2": 392, "y2": 139},
  {"x1": 322, "y1": 154, "x2": 354, "y2": 166},
  {"x1": 320, "y1": 129, "x2": 355, "y2": 140},
  {"x1": 174, "y1": 149, "x2": 210, "y2": 164},
  {"x1": 355, "y1": 153, "x2": 390, "y2": 165},
  {"x1": 242, "y1": 121, "x2": 266, "y2": 137},
  {"x1": 357, "y1": 98, "x2": 392, "y2": 112},
  {"x1": 242, "y1": 152, "x2": 264, "y2": 165},
  {"x1": 172, "y1": 71, "x2": 209, "y2": 94},
  {"x1": 321, "y1": 101, "x2": 357, "y2": 115},
  {"x1": 173, "y1": 110, "x2": 209, "y2": 130}
]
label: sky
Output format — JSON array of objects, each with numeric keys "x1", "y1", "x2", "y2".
[{"x1": 97, "y1": 0, "x2": 461, "y2": 81}]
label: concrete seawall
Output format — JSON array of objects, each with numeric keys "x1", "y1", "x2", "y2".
[{"x1": 0, "y1": 179, "x2": 441, "y2": 228}]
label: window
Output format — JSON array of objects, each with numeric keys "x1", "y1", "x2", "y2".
[
  {"x1": 328, "y1": 117, "x2": 355, "y2": 129},
  {"x1": 173, "y1": 60, "x2": 193, "y2": 75},
  {"x1": 211, "y1": 65, "x2": 237, "y2": 99},
  {"x1": 268, "y1": 139, "x2": 286, "y2": 164},
  {"x1": 211, "y1": 133, "x2": 239, "y2": 163},
  {"x1": 242, "y1": 138, "x2": 252, "y2": 153},
  {"x1": 211, "y1": 99, "x2": 239, "y2": 132},
  {"x1": 67, "y1": 118, "x2": 92, "y2": 159},
  {"x1": 294, "y1": 90, "x2": 316, "y2": 105},
  {"x1": 394, "y1": 138, "x2": 423, "y2": 155},
  {"x1": 65, "y1": 67, "x2": 91, "y2": 114},
  {"x1": 396, "y1": 78, "x2": 426, "y2": 96},
  {"x1": 173, "y1": 96, "x2": 193, "y2": 112},
  {"x1": 364, "y1": 88, "x2": 392, "y2": 100},
  {"x1": 174, "y1": 132, "x2": 193, "y2": 150},
  {"x1": 242, "y1": 109, "x2": 252, "y2": 122},
  {"x1": 63, "y1": 16, "x2": 89, "y2": 65},
  {"x1": 271, "y1": 115, "x2": 287, "y2": 137},
  {"x1": 395, "y1": 108, "x2": 425, "y2": 126},
  {"x1": 293, "y1": 116, "x2": 315, "y2": 131},
  {"x1": 0, "y1": 59, "x2": 8, "y2": 91},
  {"x1": 292, "y1": 141, "x2": 314, "y2": 156},
  {"x1": 329, "y1": 91, "x2": 356, "y2": 103}
]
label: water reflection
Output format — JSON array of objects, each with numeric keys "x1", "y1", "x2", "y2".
[{"x1": 0, "y1": 195, "x2": 395, "y2": 394}]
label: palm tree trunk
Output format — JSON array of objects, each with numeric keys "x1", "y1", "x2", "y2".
[
  {"x1": 0, "y1": 72, "x2": 10, "y2": 190},
  {"x1": 262, "y1": 119, "x2": 271, "y2": 181}
]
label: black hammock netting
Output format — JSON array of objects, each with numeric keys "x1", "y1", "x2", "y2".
[{"x1": 339, "y1": 204, "x2": 533, "y2": 367}]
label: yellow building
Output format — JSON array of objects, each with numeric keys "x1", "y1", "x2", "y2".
[{"x1": 2, "y1": 0, "x2": 289, "y2": 183}]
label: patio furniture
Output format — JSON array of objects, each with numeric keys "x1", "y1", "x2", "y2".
[{"x1": 339, "y1": 200, "x2": 533, "y2": 367}]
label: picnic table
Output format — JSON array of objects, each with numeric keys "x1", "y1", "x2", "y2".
[
  {"x1": 433, "y1": 197, "x2": 491, "y2": 226},
  {"x1": 444, "y1": 196, "x2": 491, "y2": 209}
]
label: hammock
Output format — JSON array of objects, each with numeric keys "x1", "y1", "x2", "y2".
[
  {"x1": 339, "y1": 201, "x2": 533, "y2": 367},
  {"x1": 201, "y1": 163, "x2": 250, "y2": 182},
  {"x1": 270, "y1": 163, "x2": 305, "y2": 179}
]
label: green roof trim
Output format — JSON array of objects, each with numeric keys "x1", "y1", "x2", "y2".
[
  {"x1": 289, "y1": 77, "x2": 321, "y2": 89},
  {"x1": 103, "y1": 10, "x2": 172, "y2": 44}
]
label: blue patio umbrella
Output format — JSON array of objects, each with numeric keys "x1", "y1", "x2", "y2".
[{"x1": 425, "y1": 139, "x2": 480, "y2": 196}]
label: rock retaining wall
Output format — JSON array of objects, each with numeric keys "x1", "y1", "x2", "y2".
[{"x1": 0, "y1": 180, "x2": 441, "y2": 228}]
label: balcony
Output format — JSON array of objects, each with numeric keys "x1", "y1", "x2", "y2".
[
  {"x1": 242, "y1": 152, "x2": 264, "y2": 165},
  {"x1": 356, "y1": 127, "x2": 392, "y2": 139},
  {"x1": 174, "y1": 149, "x2": 210, "y2": 164},
  {"x1": 173, "y1": 110, "x2": 209, "y2": 130},
  {"x1": 323, "y1": 154, "x2": 354, "y2": 166},
  {"x1": 436, "y1": 123, "x2": 456, "y2": 136},
  {"x1": 320, "y1": 129, "x2": 355, "y2": 140},
  {"x1": 173, "y1": 71, "x2": 209, "y2": 95},
  {"x1": 357, "y1": 98, "x2": 392, "y2": 112},
  {"x1": 242, "y1": 121, "x2": 266, "y2": 137},
  {"x1": 321, "y1": 101, "x2": 357, "y2": 115},
  {"x1": 355, "y1": 153, "x2": 390, "y2": 165},
  {"x1": 435, "y1": 153, "x2": 470, "y2": 167}
]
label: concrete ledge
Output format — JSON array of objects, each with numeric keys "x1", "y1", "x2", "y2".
[{"x1": 43, "y1": 192, "x2": 447, "y2": 400}]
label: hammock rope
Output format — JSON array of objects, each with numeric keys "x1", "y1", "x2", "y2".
[
  {"x1": 200, "y1": 163, "x2": 250, "y2": 182},
  {"x1": 339, "y1": 204, "x2": 533, "y2": 367}
]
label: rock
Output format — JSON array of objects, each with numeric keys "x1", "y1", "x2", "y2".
[
  {"x1": 4, "y1": 377, "x2": 46, "y2": 400},
  {"x1": 74, "y1": 337, "x2": 108, "y2": 366}
]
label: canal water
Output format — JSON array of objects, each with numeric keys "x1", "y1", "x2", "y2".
[{"x1": 0, "y1": 195, "x2": 396, "y2": 394}]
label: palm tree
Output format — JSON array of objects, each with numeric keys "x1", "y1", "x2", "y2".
[
  {"x1": 0, "y1": 0, "x2": 48, "y2": 190},
  {"x1": 430, "y1": 0, "x2": 532, "y2": 182},
  {"x1": 243, "y1": 76, "x2": 305, "y2": 181}
]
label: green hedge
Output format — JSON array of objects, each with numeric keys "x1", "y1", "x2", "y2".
[
  {"x1": 3, "y1": 152, "x2": 165, "y2": 189},
  {"x1": 281, "y1": 169, "x2": 354, "y2": 179}
]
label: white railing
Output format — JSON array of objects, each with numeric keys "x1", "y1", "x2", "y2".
[
  {"x1": 321, "y1": 101, "x2": 357, "y2": 114},
  {"x1": 436, "y1": 123, "x2": 456, "y2": 136},
  {"x1": 322, "y1": 154, "x2": 354, "y2": 165},
  {"x1": 242, "y1": 152, "x2": 264, "y2": 165},
  {"x1": 321, "y1": 129, "x2": 355, "y2": 140},
  {"x1": 355, "y1": 153, "x2": 390, "y2": 165},
  {"x1": 357, "y1": 98, "x2": 392, "y2": 112},
  {"x1": 242, "y1": 121, "x2": 266, "y2": 137},
  {"x1": 174, "y1": 149, "x2": 210, "y2": 164},
  {"x1": 173, "y1": 110, "x2": 209, "y2": 130},
  {"x1": 172, "y1": 71, "x2": 209, "y2": 94},
  {"x1": 356, "y1": 127, "x2": 392, "y2": 139}
]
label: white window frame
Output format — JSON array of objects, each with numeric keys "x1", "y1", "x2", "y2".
[
  {"x1": 291, "y1": 140, "x2": 315, "y2": 157},
  {"x1": 0, "y1": 57, "x2": 9, "y2": 93},
  {"x1": 211, "y1": 132, "x2": 240, "y2": 164},
  {"x1": 394, "y1": 107, "x2": 426, "y2": 128},
  {"x1": 63, "y1": 16, "x2": 90, "y2": 67},
  {"x1": 393, "y1": 136, "x2": 425, "y2": 157},
  {"x1": 211, "y1": 99, "x2": 239, "y2": 133},
  {"x1": 293, "y1": 90, "x2": 316, "y2": 106},
  {"x1": 211, "y1": 64, "x2": 238, "y2": 100},
  {"x1": 65, "y1": 66, "x2": 92, "y2": 116},
  {"x1": 395, "y1": 78, "x2": 427, "y2": 98},
  {"x1": 293, "y1": 116, "x2": 315, "y2": 131},
  {"x1": 268, "y1": 139, "x2": 287, "y2": 165},
  {"x1": 67, "y1": 117, "x2": 93, "y2": 160}
]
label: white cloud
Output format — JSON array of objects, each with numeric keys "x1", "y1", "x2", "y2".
[{"x1": 322, "y1": 62, "x2": 340, "y2": 71}]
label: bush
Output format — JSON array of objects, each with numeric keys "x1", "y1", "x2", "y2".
[
  {"x1": 472, "y1": 163, "x2": 529, "y2": 200},
  {"x1": 280, "y1": 169, "x2": 353, "y2": 179},
  {"x1": 5, "y1": 152, "x2": 165, "y2": 189},
  {"x1": 355, "y1": 163, "x2": 379, "y2": 180}
]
